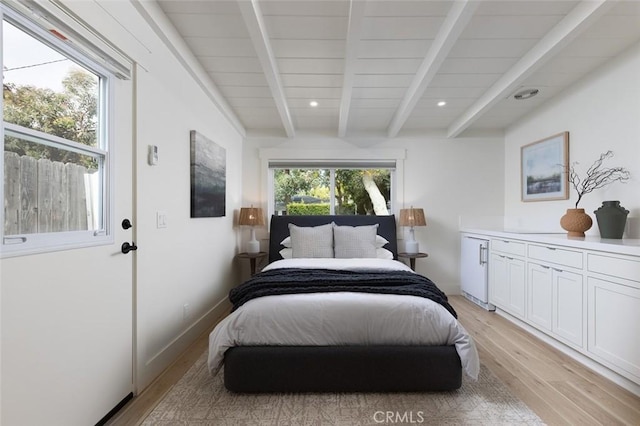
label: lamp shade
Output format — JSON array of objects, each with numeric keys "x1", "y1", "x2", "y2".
[
  {"x1": 399, "y1": 208, "x2": 426, "y2": 227},
  {"x1": 238, "y1": 207, "x2": 265, "y2": 227}
]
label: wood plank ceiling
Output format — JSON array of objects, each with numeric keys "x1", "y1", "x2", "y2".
[{"x1": 156, "y1": 0, "x2": 640, "y2": 138}]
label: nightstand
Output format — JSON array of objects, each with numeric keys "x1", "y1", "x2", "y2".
[
  {"x1": 397, "y1": 252, "x2": 429, "y2": 271},
  {"x1": 236, "y1": 252, "x2": 267, "y2": 276}
]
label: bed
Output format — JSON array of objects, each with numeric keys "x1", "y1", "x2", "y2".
[{"x1": 209, "y1": 214, "x2": 479, "y2": 393}]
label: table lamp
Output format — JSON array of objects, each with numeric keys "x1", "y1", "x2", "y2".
[
  {"x1": 238, "y1": 206, "x2": 265, "y2": 253},
  {"x1": 399, "y1": 207, "x2": 426, "y2": 254}
]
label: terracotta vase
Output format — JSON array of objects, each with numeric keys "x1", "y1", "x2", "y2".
[{"x1": 560, "y1": 208, "x2": 592, "y2": 237}]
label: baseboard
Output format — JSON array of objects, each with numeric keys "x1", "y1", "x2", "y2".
[
  {"x1": 461, "y1": 292, "x2": 495, "y2": 311},
  {"x1": 494, "y1": 309, "x2": 640, "y2": 397},
  {"x1": 137, "y1": 296, "x2": 231, "y2": 391}
]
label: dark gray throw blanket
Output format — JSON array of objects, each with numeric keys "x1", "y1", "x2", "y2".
[{"x1": 229, "y1": 268, "x2": 457, "y2": 319}]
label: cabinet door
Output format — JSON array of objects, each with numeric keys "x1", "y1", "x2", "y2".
[
  {"x1": 489, "y1": 253, "x2": 508, "y2": 308},
  {"x1": 553, "y1": 269, "x2": 584, "y2": 347},
  {"x1": 507, "y1": 257, "x2": 526, "y2": 318},
  {"x1": 588, "y1": 277, "x2": 640, "y2": 381},
  {"x1": 528, "y1": 262, "x2": 552, "y2": 331}
]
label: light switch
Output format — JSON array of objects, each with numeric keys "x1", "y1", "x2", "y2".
[
  {"x1": 157, "y1": 211, "x2": 167, "y2": 228},
  {"x1": 148, "y1": 145, "x2": 158, "y2": 165}
]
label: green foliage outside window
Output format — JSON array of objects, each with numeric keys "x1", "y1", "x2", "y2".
[
  {"x1": 273, "y1": 168, "x2": 390, "y2": 216},
  {"x1": 286, "y1": 203, "x2": 331, "y2": 215},
  {"x1": 274, "y1": 169, "x2": 329, "y2": 205},
  {"x1": 3, "y1": 69, "x2": 98, "y2": 168},
  {"x1": 335, "y1": 169, "x2": 390, "y2": 215}
]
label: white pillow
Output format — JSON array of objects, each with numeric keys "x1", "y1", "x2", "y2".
[
  {"x1": 288, "y1": 223, "x2": 334, "y2": 258},
  {"x1": 279, "y1": 248, "x2": 293, "y2": 259},
  {"x1": 333, "y1": 224, "x2": 378, "y2": 258},
  {"x1": 284, "y1": 246, "x2": 390, "y2": 259},
  {"x1": 280, "y1": 236, "x2": 292, "y2": 248},
  {"x1": 375, "y1": 235, "x2": 389, "y2": 248},
  {"x1": 376, "y1": 248, "x2": 394, "y2": 259},
  {"x1": 284, "y1": 233, "x2": 386, "y2": 249}
]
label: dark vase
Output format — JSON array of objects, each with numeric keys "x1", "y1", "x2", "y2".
[{"x1": 594, "y1": 201, "x2": 629, "y2": 239}]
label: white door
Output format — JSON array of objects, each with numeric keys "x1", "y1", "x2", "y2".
[{"x1": 1, "y1": 79, "x2": 134, "y2": 425}]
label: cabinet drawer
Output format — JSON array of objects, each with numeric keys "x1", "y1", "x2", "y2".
[
  {"x1": 491, "y1": 239, "x2": 526, "y2": 257},
  {"x1": 587, "y1": 253, "x2": 640, "y2": 284},
  {"x1": 528, "y1": 244, "x2": 583, "y2": 269}
]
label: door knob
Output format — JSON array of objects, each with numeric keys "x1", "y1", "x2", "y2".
[
  {"x1": 121, "y1": 242, "x2": 138, "y2": 254},
  {"x1": 122, "y1": 219, "x2": 132, "y2": 230}
]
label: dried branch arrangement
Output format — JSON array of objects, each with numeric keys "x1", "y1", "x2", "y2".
[{"x1": 567, "y1": 151, "x2": 630, "y2": 208}]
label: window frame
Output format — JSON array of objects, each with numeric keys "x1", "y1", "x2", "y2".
[
  {"x1": 260, "y1": 148, "x2": 406, "y2": 221},
  {"x1": 1, "y1": 6, "x2": 115, "y2": 257},
  {"x1": 270, "y1": 166, "x2": 394, "y2": 216}
]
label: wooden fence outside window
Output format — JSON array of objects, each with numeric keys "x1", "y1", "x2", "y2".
[{"x1": 3, "y1": 151, "x2": 95, "y2": 235}]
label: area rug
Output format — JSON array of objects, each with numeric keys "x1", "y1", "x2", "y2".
[{"x1": 142, "y1": 350, "x2": 545, "y2": 425}]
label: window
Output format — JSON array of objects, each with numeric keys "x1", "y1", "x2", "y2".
[
  {"x1": 270, "y1": 162, "x2": 394, "y2": 216},
  {"x1": 1, "y1": 6, "x2": 112, "y2": 256}
]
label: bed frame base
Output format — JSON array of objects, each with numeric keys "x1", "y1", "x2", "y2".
[{"x1": 224, "y1": 345, "x2": 461, "y2": 393}]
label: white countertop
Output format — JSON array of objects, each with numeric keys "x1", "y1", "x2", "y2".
[{"x1": 460, "y1": 228, "x2": 640, "y2": 257}]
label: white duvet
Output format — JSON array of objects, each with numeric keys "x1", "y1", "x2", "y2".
[{"x1": 208, "y1": 258, "x2": 480, "y2": 379}]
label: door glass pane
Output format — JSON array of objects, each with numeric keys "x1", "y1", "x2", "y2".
[
  {"x1": 335, "y1": 169, "x2": 391, "y2": 215},
  {"x1": 2, "y1": 20, "x2": 100, "y2": 147},
  {"x1": 273, "y1": 169, "x2": 330, "y2": 215}
]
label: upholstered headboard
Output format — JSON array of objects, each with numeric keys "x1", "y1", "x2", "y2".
[{"x1": 268, "y1": 215, "x2": 398, "y2": 263}]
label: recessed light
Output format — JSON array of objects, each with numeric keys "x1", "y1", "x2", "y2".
[
  {"x1": 309, "y1": 101, "x2": 318, "y2": 107},
  {"x1": 437, "y1": 101, "x2": 447, "y2": 107},
  {"x1": 513, "y1": 88, "x2": 539, "y2": 100}
]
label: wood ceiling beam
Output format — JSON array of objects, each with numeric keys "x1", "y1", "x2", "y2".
[
  {"x1": 386, "y1": 0, "x2": 478, "y2": 138},
  {"x1": 447, "y1": 0, "x2": 614, "y2": 138},
  {"x1": 338, "y1": 0, "x2": 366, "y2": 138},
  {"x1": 237, "y1": 0, "x2": 295, "y2": 138}
]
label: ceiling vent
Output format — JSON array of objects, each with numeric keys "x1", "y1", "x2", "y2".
[{"x1": 512, "y1": 88, "x2": 540, "y2": 100}]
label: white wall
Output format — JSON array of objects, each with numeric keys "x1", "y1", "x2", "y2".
[
  {"x1": 111, "y1": 3, "x2": 244, "y2": 390},
  {"x1": 134, "y1": 62, "x2": 242, "y2": 388},
  {"x1": 243, "y1": 135, "x2": 504, "y2": 294},
  {"x1": 505, "y1": 41, "x2": 640, "y2": 237},
  {"x1": 1, "y1": 2, "x2": 244, "y2": 423},
  {"x1": 71, "y1": 0, "x2": 245, "y2": 395}
]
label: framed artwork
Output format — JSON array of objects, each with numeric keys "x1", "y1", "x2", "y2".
[
  {"x1": 521, "y1": 132, "x2": 569, "y2": 202},
  {"x1": 190, "y1": 130, "x2": 226, "y2": 217}
]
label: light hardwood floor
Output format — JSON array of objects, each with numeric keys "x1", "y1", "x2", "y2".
[{"x1": 108, "y1": 296, "x2": 640, "y2": 425}]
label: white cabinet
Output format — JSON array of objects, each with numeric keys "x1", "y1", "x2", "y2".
[
  {"x1": 528, "y1": 262, "x2": 553, "y2": 331},
  {"x1": 489, "y1": 253, "x2": 508, "y2": 307},
  {"x1": 587, "y1": 276, "x2": 640, "y2": 382},
  {"x1": 553, "y1": 268, "x2": 584, "y2": 347},
  {"x1": 507, "y1": 258, "x2": 526, "y2": 318},
  {"x1": 472, "y1": 230, "x2": 640, "y2": 386},
  {"x1": 527, "y1": 261, "x2": 584, "y2": 347},
  {"x1": 587, "y1": 253, "x2": 640, "y2": 283},
  {"x1": 528, "y1": 243, "x2": 583, "y2": 269},
  {"x1": 489, "y1": 239, "x2": 526, "y2": 318}
]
